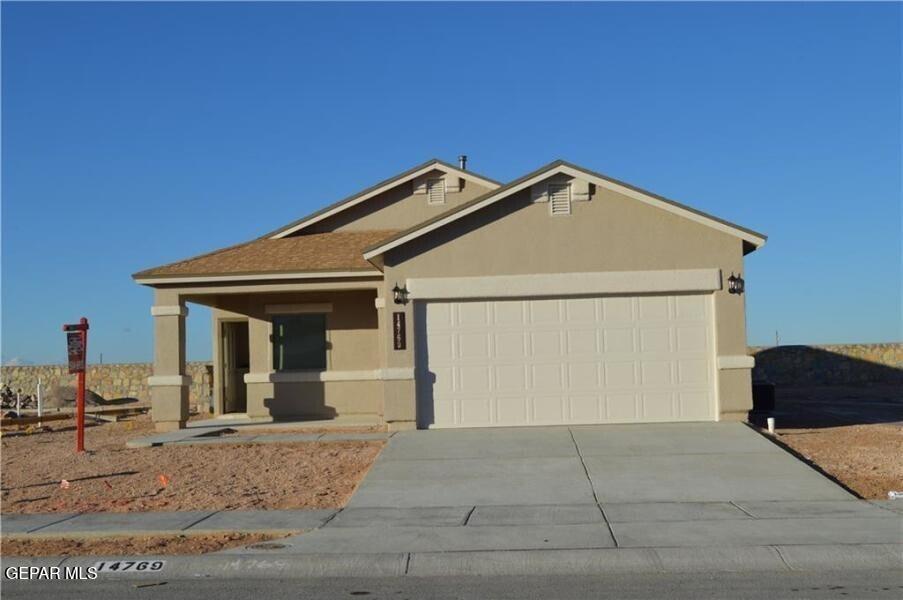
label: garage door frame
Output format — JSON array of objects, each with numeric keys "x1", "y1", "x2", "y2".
[{"x1": 409, "y1": 269, "x2": 724, "y2": 429}]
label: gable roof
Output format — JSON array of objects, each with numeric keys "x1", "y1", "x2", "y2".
[
  {"x1": 133, "y1": 230, "x2": 396, "y2": 284},
  {"x1": 266, "y1": 158, "x2": 501, "y2": 239},
  {"x1": 363, "y1": 160, "x2": 767, "y2": 260}
]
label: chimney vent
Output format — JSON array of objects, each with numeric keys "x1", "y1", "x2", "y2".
[{"x1": 458, "y1": 155, "x2": 467, "y2": 170}]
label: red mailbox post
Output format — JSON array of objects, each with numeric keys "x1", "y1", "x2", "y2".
[{"x1": 63, "y1": 318, "x2": 89, "y2": 453}]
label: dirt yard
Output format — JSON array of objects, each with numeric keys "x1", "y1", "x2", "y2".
[
  {"x1": 1, "y1": 415, "x2": 383, "y2": 514},
  {"x1": 1, "y1": 532, "x2": 285, "y2": 557},
  {"x1": 770, "y1": 384, "x2": 902, "y2": 500}
]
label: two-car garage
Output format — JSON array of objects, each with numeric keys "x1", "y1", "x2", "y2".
[{"x1": 414, "y1": 292, "x2": 718, "y2": 428}]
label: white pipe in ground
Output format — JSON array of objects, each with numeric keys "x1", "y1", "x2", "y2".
[
  {"x1": 37, "y1": 378, "x2": 43, "y2": 426},
  {"x1": 767, "y1": 417, "x2": 776, "y2": 435}
]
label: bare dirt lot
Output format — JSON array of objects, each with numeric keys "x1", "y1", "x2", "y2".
[
  {"x1": 1, "y1": 532, "x2": 285, "y2": 557},
  {"x1": 770, "y1": 384, "x2": 902, "y2": 500},
  {"x1": 1, "y1": 415, "x2": 383, "y2": 514}
]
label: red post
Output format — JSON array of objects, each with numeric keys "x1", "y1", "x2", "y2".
[{"x1": 63, "y1": 318, "x2": 89, "y2": 453}]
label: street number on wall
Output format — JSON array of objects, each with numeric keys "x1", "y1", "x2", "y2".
[{"x1": 393, "y1": 312, "x2": 406, "y2": 350}]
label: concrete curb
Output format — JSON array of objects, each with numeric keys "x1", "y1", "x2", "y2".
[{"x1": 3, "y1": 545, "x2": 900, "y2": 580}]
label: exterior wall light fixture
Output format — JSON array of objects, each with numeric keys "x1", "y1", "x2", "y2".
[
  {"x1": 392, "y1": 283, "x2": 409, "y2": 305},
  {"x1": 727, "y1": 272, "x2": 745, "y2": 295}
]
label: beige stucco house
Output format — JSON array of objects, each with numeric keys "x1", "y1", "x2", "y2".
[{"x1": 134, "y1": 158, "x2": 766, "y2": 432}]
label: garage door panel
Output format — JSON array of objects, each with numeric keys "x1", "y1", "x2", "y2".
[
  {"x1": 640, "y1": 328, "x2": 672, "y2": 352},
  {"x1": 495, "y1": 365, "x2": 527, "y2": 391},
  {"x1": 495, "y1": 332, "x2": 526, "y2": 358},
  {"x1": 604, "y1": 361, "x2": 637, "y2": 387},
  {"x1": 569, "y1": 394, "x2": 602, "y2": 422},
  {"x1": 530, "y1": 299, "x2": 562, "y2": 323},
  {"x1": 642, "y1": 392, "x2": 675, "y2": 420},
  {"x1": 460, "y1": 396, "x2": 492, "y2": 425},
  {"x1": 457, "y1": 302, "x2": 489, "y2": 326},
  {"x1": 676, "y1": 326, "x2": 708, "y2": 352},
  {"x1": 417, "y1": 293, "x2": 715, "y2": 428},
  {"x1": 565, "y1": 298, "x2": 597, "y2": 322},
  {"x1": 496, "y1": 395, "x2": 529, "y2": 424},
  {"x1": 566, "y1": 329, "x2": 599, "y2": 355},
  {"x1": 458, "y1": 332, "x2": 490, "y2": 360},
  {"x1": 679, "y1": 392, "x2": 711, "y2": 420},
  {"x1": 568, "y1": 362, "x2": 600, "y2": 390},
  {"x1": 606, "y1": 392, "x2": 640, "y2": 421},
  {"x1": 603, "y1": 328, "x2": 636, "y2": 353},
  {"x1": 459, "y1": 365, "x2": 491, "y2": 393},
  {"x1": 675, "y1": 295, "x2": 707, "y2": 320},
  {"x1": 530, "y1": 331, "x2": 563, "y2": 357},
  {"x1": 678, "y1": 359, "x2": 710, "y2": 385},
  {"x1": 532, "y1": 364, "x2": 563, "y2": 390},
  {"x1": 640, "y1": 361, "x2": 673, "y2": 386},
  {"x1": 638, "y1": 296, "x2": 670, "y2": 320},
  {"x1": 532, "y1": 395, "x2": 566, "y2": 423},
  {"x1": 602, "y1": 297, "x2": 634, "y2": 321}
]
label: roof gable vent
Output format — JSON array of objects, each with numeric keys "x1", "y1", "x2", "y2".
[{"x1": 548, "y1": 182, "x2": 571, "y2": 216}]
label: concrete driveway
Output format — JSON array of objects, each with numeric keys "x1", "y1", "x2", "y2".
[
  {"x1": 234, "y1": 423, "x2": 899, "y2": 557},
  {"x1": 347, "y1": 422, "x2": 852, "y2": 508}
]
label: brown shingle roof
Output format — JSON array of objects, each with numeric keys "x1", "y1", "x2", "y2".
[{"x1": 133, "y1": 230, "x2": 397, "y2": 280}]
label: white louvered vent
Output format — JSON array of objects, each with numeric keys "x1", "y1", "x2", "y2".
[
  {"x1": 427, "y1": 178, "x2": 446, "y2": 205},
  {"x1": 548, "y1": 183, "x2": 571, "y2": 216}
]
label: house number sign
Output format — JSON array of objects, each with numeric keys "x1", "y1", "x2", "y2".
[{"x1": 392, "y1": 312, "x2": 406, "y2": 350}]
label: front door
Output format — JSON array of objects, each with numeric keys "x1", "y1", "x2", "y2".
[{"x1": 222, "y1": 321, "x2": 249, "y2": 414}]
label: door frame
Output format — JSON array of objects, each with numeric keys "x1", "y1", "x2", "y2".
[{"x1": 218, "y1": 318, "x2": 250, "y2": 415}]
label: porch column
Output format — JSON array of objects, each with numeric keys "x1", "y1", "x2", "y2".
[{"x1": 149, "y1": 290, "x2": 190, "y2": 432}]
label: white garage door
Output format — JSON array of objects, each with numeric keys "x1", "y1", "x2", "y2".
[{"x1": 415, "y1": 294, "x2": 716, "y2": 428}]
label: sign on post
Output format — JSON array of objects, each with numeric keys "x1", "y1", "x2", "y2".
[
  {"x1": 62, "y1": 318, "x2": 89, "y2": 453},
  {"x1": 67, "y1": 331, "x2": 86, "y2": 373}
]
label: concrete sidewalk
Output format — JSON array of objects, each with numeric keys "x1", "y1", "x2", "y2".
[{"x1": 2, "y1": 509, "x2": 336, "y2": 537}]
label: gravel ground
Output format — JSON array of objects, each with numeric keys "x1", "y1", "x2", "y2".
[
  {"x1": 1, "y1": 532, "x2": 284, "y2": 556},
  {"x1": 771, "y1": 384, "x2": 902, "y2": 500},
  {"x1": 1, "y1": 415, "x2": 383, "y2": 513},
  {"x1": 777, "y1": 424, "x2": 902, "y2": 499}
]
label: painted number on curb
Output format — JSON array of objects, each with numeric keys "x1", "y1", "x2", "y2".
[{"x1": 93, "y1": 560, "x2": 166, "y2": 573}]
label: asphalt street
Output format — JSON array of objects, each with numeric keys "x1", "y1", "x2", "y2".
[{"x1": 3, "y1": 570, "x2": 902, "y2": 600}]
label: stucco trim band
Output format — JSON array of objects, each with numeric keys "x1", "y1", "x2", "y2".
[
  {"x1": 264, "y1": 303, "x2": 333, "y2": 315},
  {"x1": 147, "y1": 375, "x2": 192, "y2": 387},
  {"x1": 244, "y1": 368, "x2": 414, "y2": 384},
  {"x1": 150, "y1": 305, "x2": 188, "y2": 317},
  {"x1": 717, "y1": 355, "x2": 755, "y2": 370},
  {"x1": 406, "y1": 269, "x2": 722, "y2": 300}
]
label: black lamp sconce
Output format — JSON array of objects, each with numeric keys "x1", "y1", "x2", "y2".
[
  {"x1": 392, "y1": 283, "x2": 409, "y2": 305},
  {"x1": 727, "y1": 272, "x2": 745, "y2": 295}
]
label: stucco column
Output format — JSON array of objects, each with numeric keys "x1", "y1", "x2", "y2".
[
  {"x1": 243, "y1": 314, "x2": 273, "y2": 418},
  {"x1": 380, "y1": 274, "x2": 417, "y2": 431},
  {"x1": 149, "y1": 290, "x2": 190, "y2": 432}
]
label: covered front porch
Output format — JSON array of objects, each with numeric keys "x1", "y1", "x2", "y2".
[{"x1": 144, "y1": 276, "x2": 415, "y2": 432}]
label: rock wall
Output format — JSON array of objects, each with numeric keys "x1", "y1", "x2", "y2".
[
  {"x1": 750, "y1": 343, "x2": 902, "y2": 386},
  {"x1": 0, "y1": 362, "x2": 213, "y2": 406}
]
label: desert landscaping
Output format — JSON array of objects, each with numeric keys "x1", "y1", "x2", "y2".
[{"x1": 1, "y1": 414, "x2": 383, "y2": 514}]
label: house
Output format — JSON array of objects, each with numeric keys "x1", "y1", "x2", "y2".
[{"x1": 133, "y1": 158, "x2": 766, "y2": 432}]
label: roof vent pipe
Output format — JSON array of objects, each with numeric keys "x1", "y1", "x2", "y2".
[{"x1": 458, "y1": 155, "x2": 467, "y2": 170}]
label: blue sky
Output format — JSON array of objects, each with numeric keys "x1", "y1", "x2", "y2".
[{"x1": 2, "y1": 2, "x2": 900, "y2": 365}]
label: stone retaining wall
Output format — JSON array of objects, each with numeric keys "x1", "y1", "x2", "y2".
[
  {"x1": 0, "y1": 362, "x2": 213, "y2": 406},
  {"x1": 750, "y1": 343, "x2": 902, "y2": 386}
]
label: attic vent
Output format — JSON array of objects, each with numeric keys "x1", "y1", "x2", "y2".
[
  {"x1": 548, "y1": 183, "x2": 571, "y2": 216},
  {"x1": 427, "y1": 178, "x2": 446, "y2": 205}
]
